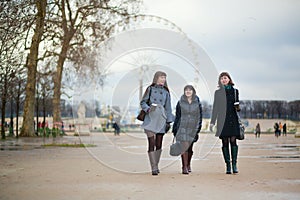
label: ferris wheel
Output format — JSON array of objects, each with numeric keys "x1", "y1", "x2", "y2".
[
  {"x1": 73, "y1": 14, "x2": 219, "y2": 173},
  {"x1": 90, "y1": 14, "x2": 217, "y2": 123}
]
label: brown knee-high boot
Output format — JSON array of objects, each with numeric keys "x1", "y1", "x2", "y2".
[
  {"x1": 187, "y1": 150, "x2": 193, "y2": 173},
  {"x1": 181, "y1": 152, "x2": 189, "y2": 175}
]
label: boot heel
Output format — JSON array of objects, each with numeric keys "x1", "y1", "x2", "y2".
[
  {"x1": 152, "y1": 170, "x2": 158, "y2": 175},
  {"x1": 182, "y1": 167, "x2": 189, "y2": 175},
  {"x1": 226, "y1": 163, "x2": 232, "y2": 174}
]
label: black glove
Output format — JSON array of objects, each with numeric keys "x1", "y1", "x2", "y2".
[
  {"x1": 196, "y1": 126, "x2": 202, "y2": 134},
  {"x1": 165, "y1": 123, "x2": 171, "y2": 133},
  {"x1": 193, "y1": 134, "x2": 199, "y2": 142}
]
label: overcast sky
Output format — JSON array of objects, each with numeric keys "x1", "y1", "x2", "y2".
[{"x1": 142, "y1": 0, "x2": 300, "y2": 101}]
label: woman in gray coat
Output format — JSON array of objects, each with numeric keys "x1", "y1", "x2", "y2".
[
  {"x1": 172, "y1": 85, "x2": 202, "y2": 174},
  {"x1": 210, "y1": 72, "x2": 241, "y2": 174},
  {"x1": 140, "y1": 71, "x2": 173, "y2": 175}
]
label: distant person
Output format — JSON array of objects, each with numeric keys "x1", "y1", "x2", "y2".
[
  {"x1": 279, "y1": 122, "x2": 283, "y2": 136},
  {"x1": 172, "y1": 85, "x2": 202, "y2": 175},
  {"x1": 106, "y1": 121, "x2": 110, "y2": 129},
  {"x1": 255, "y1": 123, "x2": 261, "y2": 138},
  {"x1": 61, "y1": 121, "x2": 65, "y2": 135},
  {"x1": 210, "y1": 72, "x2": 241, "y2": 174},
  {"x1": 112, "y1": 121, "x2": 120, "y2": 136},
  {"x1": 283, "y1": 123, "x2": 287, "y2": 136},
  {"x1": 274, "y1": 122, "x2": 280, "y2": 138}
]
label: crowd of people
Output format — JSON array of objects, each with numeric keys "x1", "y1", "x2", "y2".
[{"x1": 274, "y1": 122, "x2": 287, "y2": 137}]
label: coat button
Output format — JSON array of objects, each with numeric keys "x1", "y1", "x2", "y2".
[
  {"x1": 159, "y1": 99, "x2": 162, "y2": 102},
  {"x1": 160, "y1": 92, "x2": 162, "y2": 94}
]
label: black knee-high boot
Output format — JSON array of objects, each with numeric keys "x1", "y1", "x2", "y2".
[
  {"x1": 222, "y1": 147, "x2": 231, "y2": 174},
  {"x1": 231, "y1": 145, "x2": 238, "y2": 174}
]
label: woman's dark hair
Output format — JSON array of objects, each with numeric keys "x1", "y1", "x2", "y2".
[
  {"x1": 150, "y1": 71, "x2": 169, "y2": 91},
  {"x1": 184, "y1": 85, "x2": 196, "y2": 98},
  {"x1": 218, "y1": 72, "x2": 235, "y2": 87}
]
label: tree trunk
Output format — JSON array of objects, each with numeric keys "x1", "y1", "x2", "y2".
[
  {"x1": 1, "y1": 101, "x2": 6, "y2": 139},
  {"x1": 9, "y1": 99, "x2": 14, "y2": 136},
  {"x1": 52, "y1": 33, "x2": 74, "y2": 125},
  {"x1": 43, "y1": 95, "x2": 46, "y2": 137},
  {"x1": 20, "y1": 0, "x2": 46, "y2": 137},
  {"x1": 1, "y1": 76, "x2": 7, "y2": 139},
  {"x1": 52, "y1": 50, "x2": 67, "y2": 125},
  {"x1": 16, "y1": 82, "x2": 20, "y2": 138},
  {"x1": 36, "y1": 95, "x2": 39, "y2": 135}
]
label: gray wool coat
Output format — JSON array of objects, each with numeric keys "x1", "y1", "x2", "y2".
[{"x1": 140, "y1": 84, "x2": 174, "y2": 133}]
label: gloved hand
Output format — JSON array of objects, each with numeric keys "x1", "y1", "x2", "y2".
[
  {"x1": 196, "y1": 126, "x2": 202, "y2": 134},
  {"x1": 193, "y1": 134, "x2": 199, "y2": 142},
  {"x1": 165, "y1": 123, "x2": 171, "y2": 133},
  {"x1": 209, "y1": 124, "x2": 214, "y2": 132}
]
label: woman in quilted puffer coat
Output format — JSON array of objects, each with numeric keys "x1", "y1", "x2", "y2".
[{"x1": 172, "y1": 85, "x2": 202, "y2": 175}]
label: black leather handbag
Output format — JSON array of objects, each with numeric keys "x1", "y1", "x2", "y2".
[
  {"x1": 136, "y1": 87, "x2": 151, "y2": 121},
  {"x1": 234, "y1": 89, "x2": 245, "y2": 140}
]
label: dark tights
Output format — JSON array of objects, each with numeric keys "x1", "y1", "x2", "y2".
[
  {"x1": 188, "y1": 142, "x2": 194, "y2": 154},
  {"x1": 222, "y1": 136, "x2": 237, "y2": 148},
  {"x1": 181, "y1": 141, "x2": 193, "y2": 153},
  {"x1": 147, "y1": 134, "x2": 164, "y2": 152}
]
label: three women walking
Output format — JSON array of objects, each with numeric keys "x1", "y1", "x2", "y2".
[{"x1": 140, "y1": 71, "x2": 241, "y2": 175}]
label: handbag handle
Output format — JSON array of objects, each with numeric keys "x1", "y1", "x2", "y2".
[
  {"x1": 146, "y1": 86, "x2": 152, "y2": 105},
  {"x1": 234, "y1": 89, "x2": 241, "y2": 119},
  {"x1": 234, "y1": 88, "x2": 238, "y2": 104}
]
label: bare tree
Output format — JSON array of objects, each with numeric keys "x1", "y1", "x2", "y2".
[
  {"x1": 14, "y1": 74, "x2": 26, "y2": 138},
  {"x1": 40, "y1": 0, "x2": 142, "y2": 125},
  {"x1": 21, "y1": 0, "x2": 47, "y2": 136},
  {"x1": 240, "y1": 100, "x2": 252, "y2": 118},
  {"x1": 288, "y1": 100, "x2": 300, "y2": 120},
  {"x1": 0, "y1": 1, "x2": 29, "y2": 139},
  {"x1": 253, "y1": 100, "x2": 264, "y2": 118},
  {"x1": 35, "y1": 68, "x2": 53, "y2": 136}
]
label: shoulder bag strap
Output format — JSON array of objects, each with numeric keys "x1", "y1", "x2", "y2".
[
  {"x1": 234, "y1": 89, "x2": 241, "y2": 119},
  {"x1": 234, "y1": 88, "x2": 237, "y2": 103},
  {"x1": 147, "y1": 86, "x2": 152, "y2": 105}
]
